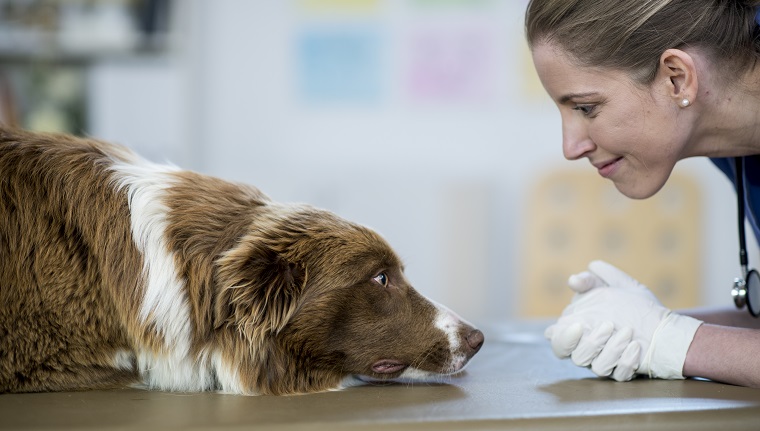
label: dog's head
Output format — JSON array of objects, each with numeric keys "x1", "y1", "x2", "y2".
[{"x1": 213, "y1": 203, "x2": 483, "y2": 395}]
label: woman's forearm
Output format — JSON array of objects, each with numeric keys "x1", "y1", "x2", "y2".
[{"x1": 682, "y1": 323, "x2": 760, "y2": 387}]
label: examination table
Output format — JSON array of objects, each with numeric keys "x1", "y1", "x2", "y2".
[{"x1": 2, "y1": 321, "x2": 759, "y2": 431}]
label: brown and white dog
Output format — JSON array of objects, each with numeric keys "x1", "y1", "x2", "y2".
[{"x1": 0, "y1": 128, "x2": 483, "y2": 395}]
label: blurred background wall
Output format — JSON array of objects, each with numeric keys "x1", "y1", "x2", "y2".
[{"x1": 0, "y1": 0, "x2": 750, "y2": 324}]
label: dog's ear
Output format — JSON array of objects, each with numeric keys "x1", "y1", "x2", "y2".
[{"x1": 214, "y1": 237, "x2": 307, "y2": 339}]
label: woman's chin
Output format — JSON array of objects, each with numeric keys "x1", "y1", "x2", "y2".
[{"x1": 612, "y1": 177, "x2": 668, "y2": 200}]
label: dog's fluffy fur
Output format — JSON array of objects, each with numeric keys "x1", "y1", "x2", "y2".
[{"x1": 0, "y1": 128, "x2": 483, "y2": 395}]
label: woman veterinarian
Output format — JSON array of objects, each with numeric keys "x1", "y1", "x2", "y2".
[{"x1": 525, "y1": 0, "x2": 760, "y2": 388}]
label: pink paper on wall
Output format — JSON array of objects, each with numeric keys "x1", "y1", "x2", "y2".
[{"x1": 405, "y1": 24, "x2": 496, "y2": 105}]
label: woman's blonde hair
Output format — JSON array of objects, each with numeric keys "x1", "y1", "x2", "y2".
[{"x1": 525, "y1": 0, "x2": 760, "y2": 83}]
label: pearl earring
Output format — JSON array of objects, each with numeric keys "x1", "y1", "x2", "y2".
[{"x1": 680, "y1": 98, "x2": 690, "y2": 107}]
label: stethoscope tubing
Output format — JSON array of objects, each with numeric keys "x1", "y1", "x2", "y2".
[
  {"x1": 734, "y1": 156, "x2": 760, "y2": 317},
  {"x1": 736, "y1": 156, "x2": 750, "y2": 279}
]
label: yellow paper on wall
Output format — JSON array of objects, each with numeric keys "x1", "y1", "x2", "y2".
[{"x1": 299, "y1": 0, "x2": 379, "y2": 12}]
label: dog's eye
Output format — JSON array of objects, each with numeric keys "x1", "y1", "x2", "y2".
[{"x1": 373, "y1": 272, "x2": 388, "y2": 287}]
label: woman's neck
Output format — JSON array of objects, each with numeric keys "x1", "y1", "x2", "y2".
[{"x1": 690, "y1": 65, "x2": 760, "y2": 158}]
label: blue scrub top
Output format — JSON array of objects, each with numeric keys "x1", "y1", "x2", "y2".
[{"x1": 711, "y1": 157, "x2": 760, "y2": 248}]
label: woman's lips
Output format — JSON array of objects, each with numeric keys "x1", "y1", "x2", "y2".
[{"x1": 596, "y1": 157, "x2": 623, "y2": 178}]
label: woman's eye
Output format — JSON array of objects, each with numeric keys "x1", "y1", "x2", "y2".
[
  {"x1": 573, "y1": 104, "x2": 597, "y2": 116},
  {"x1": 373, "y1": 272, "x2": 388, "y2": 287}
]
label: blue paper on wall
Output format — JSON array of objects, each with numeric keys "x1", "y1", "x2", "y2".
[{"x1": 297, "y1": 27, "x2": 383, "y2": 104}]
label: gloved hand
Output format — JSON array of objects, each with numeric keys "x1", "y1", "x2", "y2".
[{"x1": 544, "y1": 260, "x2": 703, "y2": 381}]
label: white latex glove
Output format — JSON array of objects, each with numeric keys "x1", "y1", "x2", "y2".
[{"x1": 544, "y1": 260, "x2": 703, "y2": 381}]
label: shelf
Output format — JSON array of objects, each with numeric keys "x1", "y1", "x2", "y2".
[{"x1": 0, "y1": 31, "x2": 169, "y2": 65}]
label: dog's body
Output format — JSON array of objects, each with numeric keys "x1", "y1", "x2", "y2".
[{"x1": 0, "y1": 128, "x2": 483, "y2": 395}]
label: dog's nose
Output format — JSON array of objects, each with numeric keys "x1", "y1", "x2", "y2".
[{"x1": 465, "y1": 329, "x2": 484, "y2": 355}]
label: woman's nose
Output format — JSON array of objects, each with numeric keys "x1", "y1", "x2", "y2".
[{"x1": 562, "y1": 118, "x2": 595, "y2": 160}]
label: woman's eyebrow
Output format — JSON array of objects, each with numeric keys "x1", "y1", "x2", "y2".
[{"x1": 559, "y1": 92, "x2": 598, "y2": 104}]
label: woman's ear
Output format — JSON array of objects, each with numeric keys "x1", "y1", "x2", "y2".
[{"x1": 658, "y1": 48, "x2": 699, "y2": 107}]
